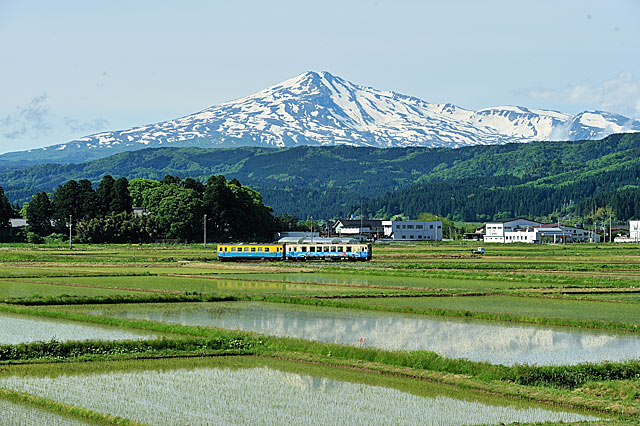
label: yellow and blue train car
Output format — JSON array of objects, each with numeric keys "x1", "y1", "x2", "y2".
[
  {"x1": 216, "y1": 238, "x2": 372, "y2": 262},
  {"x1": 217, "y1": 243, "x2": 284, "y2": 261},
  {"x1": 285, "y1": 242, "x2": 371, "y2": 261}
]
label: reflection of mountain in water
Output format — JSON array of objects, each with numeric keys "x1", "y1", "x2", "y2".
[{"x1": 111, "y1": 304, "x2": 640, "y2": 366}]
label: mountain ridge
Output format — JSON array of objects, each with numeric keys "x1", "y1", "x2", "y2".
[
  {"x1": 1, "y1": 133, "x2": 639, "y2": 220},
  {"x1": 1, "y1": 71, "x2": 639, "y2": 167}
]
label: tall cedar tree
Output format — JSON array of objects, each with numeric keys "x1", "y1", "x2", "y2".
[
  {"x1": 95, "y1": 175, "x2": 115, "y2": 216},
  {"x1": 0, "y1": 187, "x2": 13, "y2": 231},
  {"x1": 109, "y1": 177, "x2": 133, "y2": 213},
  {"x1": 26, "y1": 192, "x2": 53, "y2": 236}
]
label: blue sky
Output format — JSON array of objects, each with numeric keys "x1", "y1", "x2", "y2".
[{"x1": 0, "y1": 0, "x2": 639, "y2": 154}]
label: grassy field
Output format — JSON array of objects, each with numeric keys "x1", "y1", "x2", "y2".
[{"x1": 0, "y1": 241, "x2": 639, "y2": 424}]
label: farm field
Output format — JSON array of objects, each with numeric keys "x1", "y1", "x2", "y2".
[{"x1": 0, "y1": 241, "x2": 639, "y2": 425}]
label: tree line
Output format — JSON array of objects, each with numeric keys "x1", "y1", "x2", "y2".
[{"x1": 0, "y1": 175, "x2": 278, "y2": 243}]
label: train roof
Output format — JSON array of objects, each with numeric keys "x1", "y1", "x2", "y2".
[{"x1": 277, "y1": 237, "x2": 364, "y2": 244}]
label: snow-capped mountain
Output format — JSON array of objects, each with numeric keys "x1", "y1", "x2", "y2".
[{"x1": 3, "y1": 71, "x2": 640, "y2": 165}]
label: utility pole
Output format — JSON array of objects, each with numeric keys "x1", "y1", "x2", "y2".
[
  {"x1": 610, "y1": 215, "x2": 612, "y2": 243},
  {"x1": 436, "y1": 215, "x2": 439, "y2": 246},
  {"x1": 203, "y1": 214, "x2": 207, "y2": 248},
  {"x1": 310, "y1": 216, "x2": 313, "y2": 243},
  {"x1": 69, "y1": 214, "x2": 72, "y2": 250}
]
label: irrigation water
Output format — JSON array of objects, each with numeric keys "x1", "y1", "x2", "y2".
[
  {"x1": 0, "y1": 357, "x2": 600, "y2": 425},
  {"x1": 0, "y1": 312, "x2": 156, "y2": 344},
  {"x1": 89, "y1": 301, "x2": 640, "y2": 366}
]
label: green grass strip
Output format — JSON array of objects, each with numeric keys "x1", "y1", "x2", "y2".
[{"x1": 0, "y1": 387, "x2": 149, "y2": 425}]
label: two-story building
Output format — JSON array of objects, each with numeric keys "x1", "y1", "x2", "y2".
[{"x1": 484, "y1": 219, "x2": 541, "y2": 243}]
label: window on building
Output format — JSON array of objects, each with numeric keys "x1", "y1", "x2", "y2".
[
  {"x1": 429, "y1": 225, "x2": 433, "y2": 229},
  {"x1": 418, "y1": 235, "x2": 422, "y2": 239},
  {"x1": 402, "y1": 235, "x2": 406, "y2": 239},
  {"x1": 395, "y1": 225, "x2": 400, "y2": 229},
  {"x1": 410, "y1": 235, "x2": 414, "y2": 239},
  {"x1": 407, "y1": 225, "x2": 414, "y2": 229},
  {"x1": 402, "y1": 225, "x2": 406, "y2": 229},
  {"x1": 416, "y1": 225, "x2": 423, "y2": 229}
]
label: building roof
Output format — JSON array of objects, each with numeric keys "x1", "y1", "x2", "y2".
[
  {"x1": 333, "y1": 219, "x2": 384, "y2": 228},
  {"x1": 278, "y1": 237, "x2": 363, "y2": 244},
  {"x1": 486, "y1": 218, "x2": 540, "y2": 225},
  {"x1": 9, "y1": 218, "x2": 27, "y2": 228}
]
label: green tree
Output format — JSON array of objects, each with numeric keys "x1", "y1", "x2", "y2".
[
  {"x1": 26, "y1": 192, "x2": 53, "y2": 236},
  {"x1": 129, "y1": 178, "x2": 161, "y2": 207},
  {"x1": 95, "y1": 175, "x2": 115, "y2": 216},
  {"x1": 203, "y1": 175, "x2": 234, "y2": 241},
  {"x1": 0, "y1": 186, "x2": 13, "y2": 231},
  {"x1": 52, "y1": 180, "x2": 83, "y2": 232},
  {"x1": 109, "y1": 177, "x2": 132, "y2": 213},
  {"x1": 142, "y1": 183, "x2": 203, "y2": 240}
]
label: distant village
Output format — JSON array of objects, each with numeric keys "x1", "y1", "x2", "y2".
[{"x1": 277, "y1": 218, "x2": 640, "y2": 244}]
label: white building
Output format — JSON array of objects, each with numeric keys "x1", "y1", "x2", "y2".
[
  {"x1": 630, "y1": 220, "x2": 640, "y2": 241},
  {"x1": 332, "y1": 219, "x2": 442, "y2": 241},
  {"x1": 484, "y1": 219, "x2": 540, "y2": 243},
  {"x1": 381, "y1": 220, "x2": 442, "y2": 241},
  {"x1": 504, "y1": 224, "x2": 599, "y2": 244}
]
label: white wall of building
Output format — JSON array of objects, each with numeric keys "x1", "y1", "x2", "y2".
[
  {"x1": 485, "y1": 219, "x2": 540, "y2": 243},
  {"x1": 382, "y1": 220, "x2": 442, "y2": 241},
  {"x1": 630, "y1": 220, "x2": 640, "y2": 241}
]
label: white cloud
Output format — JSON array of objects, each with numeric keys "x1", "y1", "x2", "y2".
[
  {"x1": 526, "y1": 72, "x2": 640, "y2": 118},
  {"x1": 0, "y1": 93, "x2": 52, "y2": 139}
]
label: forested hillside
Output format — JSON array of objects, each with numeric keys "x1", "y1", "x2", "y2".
[{"x1": 1, "y1": 133, "x2": 638, "y2": 221}]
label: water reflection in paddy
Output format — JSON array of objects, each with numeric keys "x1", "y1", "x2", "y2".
[{"x1": 91, "y1": 301, "x2": 640, "y2": 366}]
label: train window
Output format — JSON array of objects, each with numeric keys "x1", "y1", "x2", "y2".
[
  {"x1": 264, "y1": 247, "x2": 270, "y2": 252},
  {"x1": 310, "y1": 247, "x2": 315, "y2": 252},
  {"x1": 258, "y1": 247, "x2": 263, "y2": 252},
  {"x1": 245, "y1": 247, "x2": 250, "y2": 252},
  {"x1": 331, "y1": 246, "x2": 337, "y2": 252},
  {"x1": 337, "y1": 246, "x2": 343, "y2": 252},
  {"x1": 251, "y1": 247, "x2": 256, "y2": 252},
  {"x1": 316, "y1": 247, "x2": 321, "y2": 252},
  {"x1": 346, "y1": 246, "x2": 352, "y2": 252},
  {"x1": 231, "y1": 247, "x2": 236, "y2": 252},
  {"x1": 323, "y1": 246, "x2": 329, "y2": 251}
]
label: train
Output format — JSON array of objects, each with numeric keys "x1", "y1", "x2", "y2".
[{"x1": 216, "y1": 238, "x2": 372, "y2": 262}]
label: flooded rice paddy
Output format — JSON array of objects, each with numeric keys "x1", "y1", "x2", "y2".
[
  {"x1": 0, "y1": 357, "x2": 600, "y2": 425},
  {"x1": 88, "y1": 301, "x2": 640, "y2": 366},
  {"x1": 0, "y1": 312, "x2": 156, "y2": 344},
  {"x1": 0, "y1": 398, "x2": 92, "y2": 425}
]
